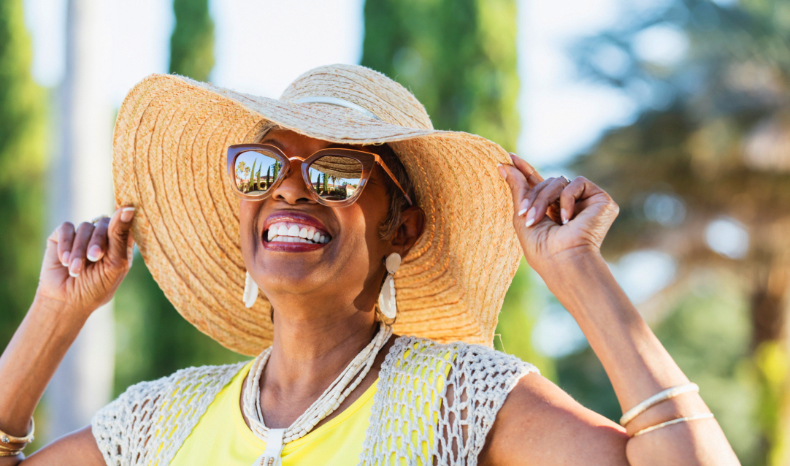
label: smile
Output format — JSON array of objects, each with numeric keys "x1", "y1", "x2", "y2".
[{"x1": 265, "y1": 221, "x2": 331, "y2": 245}]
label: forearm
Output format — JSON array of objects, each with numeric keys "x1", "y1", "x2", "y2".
[
  {"x1": 541, "y1": 250, "x2": 739, "y2": 465},
  {"x1": 0, "y1": 294, "x2": 87, "y2": 459}
]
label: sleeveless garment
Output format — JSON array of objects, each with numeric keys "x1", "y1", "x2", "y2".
[{"x1": 91, "y1": 336, "x2": 538, "y2": 465}]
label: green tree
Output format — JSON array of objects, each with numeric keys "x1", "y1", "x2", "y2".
[
  {"x1": 0, "y1": 0, "x2": 47, "y2": 348},
  {"x1": 361, "y1": 0, "x2": 552, "y2": 375},
  {"x1": 565, "y1": 0, "x2": 790, "y2": 463},
  {"x1": 115, "y1": 0, "x2": 243, "y2": 392},
  {"x1": 169, "y1": 0, "x2": 214, "y2": 81},
  {"x1": 362, "y1": 0, "x2": 519, "y2": 151}
]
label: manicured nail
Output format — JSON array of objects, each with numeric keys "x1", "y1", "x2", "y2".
[
  {"x1": 69, "y1": 258, "x2": 82, "y2": 277},
  {"x1": 87, "y1": 245, "x2": 102, "y2": 262},
  {"x1": 525, "y1": 207, "x2": 536, "y2": 227},
  {"x1": 61, "y1": 251, "x2": 70, "y2": 267},
  {"x1": 517, "y1": 200, "x2": 529, "y2": 216},
  {"x1": 561, "y1": 208, "x2": 568, "y2": 225},
  {"x1": 121, "y1": 207, "x2": 135, "y2": 222},
  {"x1": 496, "y1": 164, "x2": 507, "y2": 180}
]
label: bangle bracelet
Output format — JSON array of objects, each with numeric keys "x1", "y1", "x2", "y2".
[
  {"x1": 631, "y1": 413, "x2": 714, "y2": 437},
  {"x1": 620, "y1": 383, "x2": 699, "y2": 426},
  {"x1": 0, "y1": 418, "x2": 35, "y2": 446},
  {"x1": 0, "y1": 449, "x2": 23, "y2": 457}
]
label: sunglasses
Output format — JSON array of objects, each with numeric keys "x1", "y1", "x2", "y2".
[{"x1": 226, "y1": 143, "x2": 413, "y2": 207}]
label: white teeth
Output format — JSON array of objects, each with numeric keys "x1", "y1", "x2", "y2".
[{"x1": 266, "y1": 222, "x2": 330, "y2": 244}]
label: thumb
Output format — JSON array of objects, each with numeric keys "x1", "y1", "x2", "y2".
[
  {"x1": 497, "y1": 164, "x2": 528, "y2": 215},
  {"x1": 107, "y1": 206, "x2": 135, "y2": 264}
]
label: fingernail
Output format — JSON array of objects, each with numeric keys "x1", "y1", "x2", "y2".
[
  {"x1": 121, "y1": 207, "x2": 135, "y2": 222},
  {"x1": 525, "y1": 207, "x2": 536, "y2": 227},
  {"x1": 61, "y1": 251, "x2": 70, "y2": 267},
  {"x1": 70, "y1": 258, "x2": 81, "y2": 277},
  {"x1": 496, "y1": 164, "x2": 507, "y2": 180},
  {"x1": 87, "y1": 245, "x2": 102, "y2": 262},
  {"x1": 517, "y1": 200, "x2": 529, "y2": 216},
  {"x1": 561, "y1": 208, "x2": 568, "y2": 225}
]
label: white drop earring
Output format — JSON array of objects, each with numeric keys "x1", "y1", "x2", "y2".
[
  {"x1": 378, "y1": 253, "x2": 401, "y2": 320},
  {"x1": 243, "y1": 271, "x2": 258, "y2": 308}
]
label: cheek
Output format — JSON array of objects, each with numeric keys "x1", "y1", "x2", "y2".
[{"x1": 239, "y1": 201, "x2": 262, "y2": 262}]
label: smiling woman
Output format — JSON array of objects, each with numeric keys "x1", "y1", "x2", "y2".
[{"x1": 0, "y1": 64, "x2": 740, "y2": 466}]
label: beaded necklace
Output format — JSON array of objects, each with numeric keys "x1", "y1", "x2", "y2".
[{"x1": 242, "y1": 322, "x2": 392, "y2": 466}]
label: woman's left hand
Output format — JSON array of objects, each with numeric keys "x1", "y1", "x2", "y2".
[{"x1": 498, "y1": 153, "x2": 619, "y2": 278}]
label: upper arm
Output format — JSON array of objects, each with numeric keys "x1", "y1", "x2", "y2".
[
  {"x1": 478, "y1": 373, "x2": 630, "y2": 466},
  {"x1": 22, "y1": 426, "x2": 105, "y2": 466}
]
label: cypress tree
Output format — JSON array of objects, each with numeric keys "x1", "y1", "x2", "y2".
[
  {"x1": 0, "y1": 0, "x2": 47, "y2": 348},
  {"x1": 362, "y1": 0, "x2": 551, "y2": 375}
]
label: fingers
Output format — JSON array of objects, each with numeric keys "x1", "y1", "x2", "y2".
[
  {"x1": 68, "y1": 222, "x2": 95, "y2": 277},
  {"x1": 497, "y1": 164, "x2": 529, "y2": 214},
  {"x1": 559, "y1": 177, "x2": 588, "y2": 225},
  {"x1": 106, "y1": 207, "x2": 136, "y2": 265},
  {"x1": 509, "y1": 153, "x2": 544, "y2": 186},
  {"x1": 57, "y1": 223, "x2": 76, "y2": 267},
  {"x1": 86, "y1": 217, "x2": 111, "y2": 262},
  {"x1": 523, "y1": 177, "x2": 568, "y2": 227}
]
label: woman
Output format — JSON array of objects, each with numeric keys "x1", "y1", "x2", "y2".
[{"x1": 0, "y1": 65, "x2": 739, "y2": 465}]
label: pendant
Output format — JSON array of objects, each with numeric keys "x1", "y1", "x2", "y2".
[{"x1": 251, "y1": 428, "x2": 286, "y2": 466}]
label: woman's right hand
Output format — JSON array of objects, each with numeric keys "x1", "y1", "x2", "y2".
[{"x1": 35, "y1": 206, "x2": 136, "y2": 318}]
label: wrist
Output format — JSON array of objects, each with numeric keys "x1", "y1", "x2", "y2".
[
  {"x1": 31, "y1": 292, "x2": 89, "y2": 325},
  {"x1": 537, "y1": 246, "x2": 607, "y2": 289}
]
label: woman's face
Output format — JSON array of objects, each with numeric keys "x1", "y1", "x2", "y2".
[{"x1": 239, "y1": 129, "x2": 422, "y2": 315}]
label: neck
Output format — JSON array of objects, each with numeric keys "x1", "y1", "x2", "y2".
[{"x1": 264, "y1": 294, "x2": 380, "y2": 398}]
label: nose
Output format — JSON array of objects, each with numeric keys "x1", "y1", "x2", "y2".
[{"x1": 269, "y1": 159, "x2": 315, "y2": 205}]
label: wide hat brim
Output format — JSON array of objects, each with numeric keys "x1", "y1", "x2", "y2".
[{"x1": 113, "y1": 72, "x2": 522, "y2": 356}]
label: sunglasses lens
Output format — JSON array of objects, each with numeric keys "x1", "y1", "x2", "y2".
[
  {"x1": 232, "y1": 150, "x2": 283, "y2": 194},
  {"x1": 307, "y1": 155, "x2": 364, "y2": 201}
]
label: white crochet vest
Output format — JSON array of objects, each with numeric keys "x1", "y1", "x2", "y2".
[{"x1": 92, "y1": 336, "x2": 537, "y2": 465}]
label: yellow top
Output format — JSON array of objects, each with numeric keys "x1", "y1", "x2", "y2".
[{"x1": 170, "y1": 362, "x2": 377, "y2": 466}]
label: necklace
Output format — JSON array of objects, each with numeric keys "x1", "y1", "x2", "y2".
[{"x1": 243, "y1": 322, "x2": 392, "y2": 466}]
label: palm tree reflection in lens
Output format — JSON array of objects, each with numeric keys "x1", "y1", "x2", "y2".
[{"x1": 234, "y1": 150, "x2": 281, "y2": 194}]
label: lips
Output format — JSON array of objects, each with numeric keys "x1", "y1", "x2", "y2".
[{"x1": 262, "y1": 211, "x2": 332, "y2": 251}]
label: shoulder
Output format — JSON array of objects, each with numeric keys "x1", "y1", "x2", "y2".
[
  {"x1": 478, "y1": 371, "x2": 629, "y2": 465},
  {"x1": 91, "y1": 361, "x2": 248, "y2": 466}
]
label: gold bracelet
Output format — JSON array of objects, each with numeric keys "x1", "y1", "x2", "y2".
[
  {"x1": 0, "y1": 418, "x2": 35, "y2": 446},
  {"x1": 620, "y1": 383, "x2": 699, "y2": 426},
  {"x1": 631, "y1": 413, "x2": 714, "y2": 437},
  {"x1": 0, "y1": 449, "x2": 23, "y2": 457}
]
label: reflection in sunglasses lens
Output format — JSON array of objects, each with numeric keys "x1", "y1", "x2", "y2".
[
  {"x1": 234, "y1": 150, "x2": 282, "y2": 194},
  {"x1": 307, "y1": 156, "x2": 363, "y2": 201}
]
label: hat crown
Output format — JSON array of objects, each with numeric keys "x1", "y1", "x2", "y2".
[{"x1": 280, "y1": 64, "x2": 434, "y2": 130}]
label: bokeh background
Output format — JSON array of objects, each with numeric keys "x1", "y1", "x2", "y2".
[{"x1": 1, "y1": 0, "x2": 789, "y2": 464}]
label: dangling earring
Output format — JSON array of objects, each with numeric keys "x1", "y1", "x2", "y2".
[
  {"x1": 378, "y1": 253, "x2": 401, "y2": 320},
  {"x1": 243, "y1": 271, "x2": 258, "y2": 308}
]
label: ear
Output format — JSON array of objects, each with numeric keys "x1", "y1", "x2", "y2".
[{"x1": 391, "y1": 205, "x2": 425, "y2": 257}]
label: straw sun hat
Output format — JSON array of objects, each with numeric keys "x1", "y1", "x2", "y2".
[{"x1": 113, "y1": 64, "x2": 522, "y2": 356}]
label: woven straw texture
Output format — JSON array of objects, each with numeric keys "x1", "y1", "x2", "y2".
[
  {"x1": 112, "y1": 64, "x2": 522, "y2": 356},
  {"x1": 91, "y1": 337, "x2": 537, "y2": 465}
]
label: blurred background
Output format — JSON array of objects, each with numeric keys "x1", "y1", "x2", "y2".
[{"x1": 1, "y1": 0, "x2": 788, "y2": 463}]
